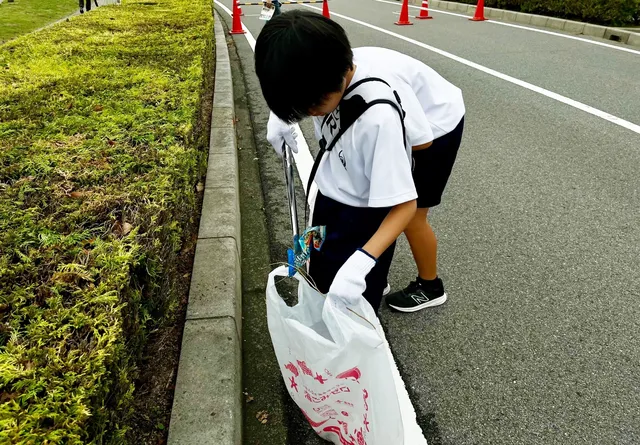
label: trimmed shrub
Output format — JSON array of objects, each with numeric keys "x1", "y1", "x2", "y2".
[
  {"x1": 457, "y1": 0, "x2": 640, "y2": 25},
  {"x1": 0, "y1": 0, "x2": 214, "y2": 442}
]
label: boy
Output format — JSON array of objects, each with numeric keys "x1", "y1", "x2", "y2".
[{"x1": 256, "y1": 11, "x2": 465, "y2": 313}]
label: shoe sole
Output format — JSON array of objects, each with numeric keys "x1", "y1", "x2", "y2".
[
  {"x1": 383, "y1": 284, "x2": 391, "y2": 296},
  {"x1": 388, "y1": 293, "x2": 447, "y2": 313}
]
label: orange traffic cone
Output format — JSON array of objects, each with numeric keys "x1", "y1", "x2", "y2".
[
  {"x1": 395, "y1": 0, "x2": 413, "y2": 25},
  {"x1": 229, "y1": 0, "x2": 246, "y2": 34},
  {"x1": 470, "y1": 0, "x2": 487, "y2": 21},
  {"x1": 416, "y1": 0, "x2": 433, "y2": 19},
  {"x1": 322, "y1": 0, "x2": 331, "y2": 19}
]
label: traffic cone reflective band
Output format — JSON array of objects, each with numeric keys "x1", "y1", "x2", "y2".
[
  {"x1": 395, "y1": 0, "x2": 413, "y2": 25},
  {"x1": 229, "y1": 0, "x2": 246, "y2": 34},
  {"x1": 322, "y1": 0, "x2": 331, "y2": 19},
  {"x1": 470, "y1": 0, "x2": 487, "y2": 21},
  {"x1": 416, "y1": 0, "x2": 433, "y2": 19}
]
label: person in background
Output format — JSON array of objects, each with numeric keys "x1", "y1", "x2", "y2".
[
  {"x1": 79, "y1": 0, "x2": 91, "y2": 14},
  {"x1": 80, "y1": 0, "x2": 98, "y2": 14},
  {"x1": 265, "y1": 0, "x2": 281, "y2": 16}
]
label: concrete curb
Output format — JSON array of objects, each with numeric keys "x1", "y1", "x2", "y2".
[
  {"x1": 167, "y1": 12, "x2": 242, "y2": 445},
  {"x1": 410, "y1": 0, "x2": 640, "y2": 48}
]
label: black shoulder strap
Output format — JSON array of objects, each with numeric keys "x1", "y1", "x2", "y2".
[
  {"x1": 306, "y1": 78, "x2": 406, "y2": 196},
  {"x1": 318, "y1": 77, "x2": 394, "y2": 130},
  {"x1": 344, "y1": 77, "x2": 392, "y2": 95}
]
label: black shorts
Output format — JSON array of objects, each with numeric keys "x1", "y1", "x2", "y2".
[
  {"x1": 309, "y1": 192, "x2": 396, "y2": 313},
  {"x1": 412, "y1": 116, "x2": 465, "y2": 208}
]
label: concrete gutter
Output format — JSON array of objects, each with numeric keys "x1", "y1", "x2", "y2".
[
  {"x1": 410, "y1": 0, "x2": 640, "y2": 48},
  {"x1": 167, "y1": 12, "x2": 243, "y2": 445}
]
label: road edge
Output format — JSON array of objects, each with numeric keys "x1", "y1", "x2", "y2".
[
  {"x1": 167, "y1": 11, "x2": 243, "y2": 445},
  {"x1": 410, "y1": 0, "x2": 640, "y2": 47}
]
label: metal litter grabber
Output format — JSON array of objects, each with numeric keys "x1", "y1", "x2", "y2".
[
  {"x1": 282, "y1": 142, "x2": 326, "y2": 277},
  {"x1": 282, "y1": 142, "x2": 300, "y2": 277}
]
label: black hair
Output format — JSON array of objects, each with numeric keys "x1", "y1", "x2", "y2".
[{"x1": 255, "y1": 10, "x2": 353, "y2": 123}]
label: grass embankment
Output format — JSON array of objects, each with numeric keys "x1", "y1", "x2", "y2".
[
  {"x1": 0, "y1": 0, "x2": 214, "y2": 442},
  {"x1": 0, "y1": 0, "x2": 80, "y2": 43}
]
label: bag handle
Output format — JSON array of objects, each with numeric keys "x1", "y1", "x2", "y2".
[
  {"x1": 267, "y1": 265, "x2": 305, "y2": 288},
  {"x1": 268, "y1": 266, "x2": 380, "y2": 334}
]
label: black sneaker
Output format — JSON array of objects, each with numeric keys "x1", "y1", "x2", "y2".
[{"x1": 386, "y1": 277, "x2": 447, "y2": 312}]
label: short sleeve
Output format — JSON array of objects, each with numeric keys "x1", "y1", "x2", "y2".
[
  {"x1": 312, "y1": 116, "x2": 323, "y2": 142},
  {"x1": 355, "y1": 106, "x2": 418, "y2": 208},
  {"x1": 395, "y1": 82, "x2": 434, "y2": 147}
]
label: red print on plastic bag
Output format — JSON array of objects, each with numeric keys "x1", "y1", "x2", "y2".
[
  {"x1": 297, "y1": 360, "x2": 314, "y2": 377},
  {"x1": 302, "y1": 409, "x2": 330, "y2": 428},
  {"x1": 289, "y1": 376, "x2": 299, "y2": 392},
  {"x1": 304, "y1": 385, "x2": 352, "y2": 404},
  {"x1": 336, "y1": 400, "x2": 355, "y2": 407},
  {"x1": 322, "y1": 425, "x2": 357, "y2": 445},
  {"x1": 336, "y1": 367, "x2": 362, "y2": 382},
  {"x1": 313, "y1": 405, "x2": 339, "y2": 418},
  {"x1": 285, "y1": 362, "x2": 299, "y2": 377},
  {"x1": 287, "y1": 363, "x2": 369, "y2": 445},
  {"x1": 356, "y1": 428, "x2": 366, "y2": 445}
]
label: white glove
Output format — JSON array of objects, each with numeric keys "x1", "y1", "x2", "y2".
[
  {"x1": 267, "y1": 111, "x2": 298, "y2": 157},
  {"x1": 328, "y1": 249, "x2": 377, "y2": 306}
]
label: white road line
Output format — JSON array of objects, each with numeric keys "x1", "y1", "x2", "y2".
[
  {"x1": 374, "y1": 0, "x2": 640, "y2": 56},
  {"x1": 216, "y1": 0, "x2": 639, "y2": 196},
  {"x1": 213, "y1": 1, "x2": 257, "y2": 48},
  {"x1": 302, "y1": 3, "x2": 640, "y2": 135},
  {"x1": 214, "y1": 0, "x2": 317, "y2": 201}
]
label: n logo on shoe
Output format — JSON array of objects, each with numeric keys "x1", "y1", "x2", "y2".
[{"x1": 411, "y1": 292, "x2": 431, "y2": 305}]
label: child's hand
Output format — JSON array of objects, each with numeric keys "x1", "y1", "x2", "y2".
[
  {"x1": 328, "y1": 249, "x2": 376, "y2": 305},
  {"x1": 267, "y1": 112, "x2": 298, "y2": 157}
]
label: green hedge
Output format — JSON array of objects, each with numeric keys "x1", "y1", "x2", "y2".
[
  {"x1": 0, "y1": 0, "x2": 213, "y2": 442},
  {"x1": 0, "y1": 0, "x2": 79, "y2": 43},
  {"x1": 458, "y1": 0, "x2": 640, "y2": 26}
]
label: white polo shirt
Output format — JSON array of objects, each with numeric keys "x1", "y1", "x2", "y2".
[
  {"x1": 353, "y1": 47, "x2": 466, "y2": 142},
  {"x1": 312, "y1": 62, "x2": 417, "y2": 209},
  {"x1": 311, "y1": 47, "x2": 464, "y2": 209}
]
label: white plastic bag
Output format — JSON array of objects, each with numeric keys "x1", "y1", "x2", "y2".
[
  {"x1": 259, "y1": 5, "x2": 275, "y2": 21},
  {"x1": 266, "y1": 266, "x2": 405, "y2": 444}
]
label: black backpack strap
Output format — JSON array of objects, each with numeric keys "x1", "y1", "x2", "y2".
[
  {"x1": 318, "y1": 77, "x2": 395, "y2": 131},
  {"x1": 348, "y1": 78, "x2": 407, "y2": 124},
  {"x1": 306, "y1": 77, "x2": 407, "y2": 202},
  {"x1": 344, "y1": 77, "x2": 391, "y2": 95},
  {"x1": 306, "y1": 97, "x2": 406, "y2": 197}
]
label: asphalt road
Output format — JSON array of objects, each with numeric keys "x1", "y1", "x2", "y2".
[{"x1": 217, "y1": 1, "x2": 640, "y2": 443}]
